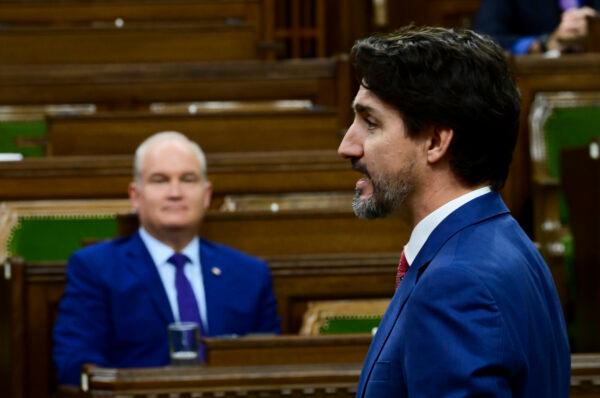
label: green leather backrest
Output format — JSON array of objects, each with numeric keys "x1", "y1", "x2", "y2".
[
  {"x1": 8, "y1": 216, "x2": 118, "y2": 262},
  {"x1": 544, "y1": 106, "x2": 600, "y2": 223},
  {"x1": 544, "y1": 106, "x2": 600, "y2": 181},
  {"x1": 0, "y1": 120, "x2": 46, "y2": 157},
  {"x1": 319, "y1": 315, "x2": 381, "y2": 335}
]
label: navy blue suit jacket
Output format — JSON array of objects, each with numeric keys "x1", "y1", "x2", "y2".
[
  {"x1": 357, "y1": 192, "x2": 570, "y2": 397},
  {"x1": 475, "y1": 0, "x2": 600, "y2": 52},
  {"x1": 53, "y1": 233, "x2": 281, "y2": 385}
]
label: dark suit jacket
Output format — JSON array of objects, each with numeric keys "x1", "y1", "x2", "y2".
[
  {"x1": 53, "y1": 233, "x2": 281, "y2": 385},
  {"x1": 357, "y1": 192, "x2": 570, "y2": 397},
  {"x1": 474, "y1": 0, "x2": 600, "y2": 52}
]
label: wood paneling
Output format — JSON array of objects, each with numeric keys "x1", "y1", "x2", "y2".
[
  {"x1": 0, "y1": 57, "x2": 348, "y2": 109},
  {"x1": 0, "y1": 24, "x2": 260, "y2": 64},
  {"x1": 47, "y1": 108, "x2": 342, "y2": 155},
  {"x1": 0, "y1": 0, "x2": 261, "y2": 27},
  {"x1": 0, "y1": 150, "x2": 357, "y2": 201}
]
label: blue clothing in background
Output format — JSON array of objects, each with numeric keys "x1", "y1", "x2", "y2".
[
  {"x1": 53, "y1": 232, "x2": 281, "y2": 385},
  {"x1": 475, "y1": 0, "x2": 600, "y2": 54}
]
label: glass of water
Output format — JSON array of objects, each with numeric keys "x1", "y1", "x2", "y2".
[{"x1": 168, "y1": 322, "x2": 201, "y2": 366}]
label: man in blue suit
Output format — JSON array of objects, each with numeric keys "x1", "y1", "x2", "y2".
[
  {"x1": 53, "y1": 131, "x2": 281, "y2": 386},
  {"x1": 338, "y1": 27, "x2": 570, "y2": 397},
  {"x1": 475, "y1": 0, "x2": 600, "y2": 54}
]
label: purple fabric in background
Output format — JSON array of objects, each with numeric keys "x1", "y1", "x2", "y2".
[{"x1": 559, "y1": 0, "x2": 580, "y2": 10}]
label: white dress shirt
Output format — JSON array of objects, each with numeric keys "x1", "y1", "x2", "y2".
[
  {"x1": 403, "y1": 186, "x2": 492, "y2": 266},
  {"x1": 138, "y1": 227, "x2": 209, "y2": 332}
]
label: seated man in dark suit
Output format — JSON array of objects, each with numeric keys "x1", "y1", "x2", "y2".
[
  {"x1": 475, "y1": 0, "x2": 600, "y2": 54},
  {"x1": 53, "y1": 131, "x2": 281, "y2": 386}
]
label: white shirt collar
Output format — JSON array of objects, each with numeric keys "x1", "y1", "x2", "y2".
[
  {"x1": 138, "y1": 227, "x2": 199, "y2": 266},
  {"x1": 403, "y1": 186, "x2": 492, "y2": 265}
]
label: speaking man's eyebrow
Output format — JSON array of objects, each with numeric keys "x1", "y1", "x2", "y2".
[{"x1": 352, "y1": 103, "x2": 374, "y2": 115}]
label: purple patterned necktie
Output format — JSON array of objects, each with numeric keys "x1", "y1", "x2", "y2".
[
  {"x1": 168, "y1": 253, "x2": 205, "y2": 360},
  {"x1": 559, "y1": 0, "x2": 579, "y2": 11}
]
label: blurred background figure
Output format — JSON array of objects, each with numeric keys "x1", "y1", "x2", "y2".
[
  {"x1": 53, "y1": 131, "x2": 281, "y2": 386},
  {"x1": 475, "y1": 0, "x2": 600, "y2": 54}
]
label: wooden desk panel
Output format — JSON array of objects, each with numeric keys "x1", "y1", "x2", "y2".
[
  {"x1": 0, "y1": 150, "x2": 357, "y2": 200},
  {"x1": 0, "y1": 24, "x2": 259, "y2": 64},
  {"x1": 0, "y1": 0, "x2": 261, "y2": 27},
  {"x1": 82, "y1": 362, "x2": 360, "y2": 398},
  {"x1": 0, "y1": 57, "x2": 346, "y2": 107},
  {"x1": 47, "y1": 108, "x2": 342, "y2": 155},
  {"x1": 78, "y1": 353, "x2": 600, "y2": 398},
  {"x1": 199, "y1": 211, "x2": 408, "y2": 257},
  {"x1": 203, "y1": 334, "x2": 371, "y2": 366}
]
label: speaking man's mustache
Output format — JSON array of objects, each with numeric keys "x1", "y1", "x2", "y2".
[{"x1": 351, "y1": 158, "x2": 371, "y2": 179}]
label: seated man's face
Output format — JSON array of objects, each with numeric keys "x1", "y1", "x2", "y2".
[{"x1": 129, "y1": 140, "x2": 212, "y2": 238}]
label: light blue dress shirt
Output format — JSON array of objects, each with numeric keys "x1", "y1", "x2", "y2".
[{"x1": 138, "y1": 227, "x2": 209, "y2": 333}]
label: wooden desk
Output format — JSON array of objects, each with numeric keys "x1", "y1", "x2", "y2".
[
  {"x1": 0, "y1": 150, "x2": 356, "y2": 201},
  {"x1": 0, "y1": 0, "x2": 262, "y2": 28},
  {"x1": 204, "y1": 334, "x2": 371, "y2": 366},
  {"x1": 0, "y1": 57, "x2": 350, "y2": 117},
  {"x1": 0, "y1": 23, "x2": 259, "y2": 64},
  {"x1": 81, "y1": 362, "x2": 361, "y2": 398},
  {"x1": 76, "y1": 353, "x2": 600, "y2": 398},
  {"x1": 572, "y1": 353, "x2": 600, "y2": 397},
  {"x1": 46, "y1": 107, "x2": 343, "y2": 155}
]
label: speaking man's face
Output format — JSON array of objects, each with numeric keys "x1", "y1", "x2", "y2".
[{"x1": 338, "y1": 86, "x2": 422, "y2": 219}]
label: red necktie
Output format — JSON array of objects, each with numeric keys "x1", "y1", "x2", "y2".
[{"x1": 395, "y1": 251, "x2": 409, "y2": 289}]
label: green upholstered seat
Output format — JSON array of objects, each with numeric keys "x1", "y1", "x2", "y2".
[
  {"x1": 300, "y1": 299, "x2": 389, "y2": 335},
  {"x1": 0, "y1": 120, "x2": 47, "y2": 157},
  {"x1": 319, "y1": 315, "x2": 382, "y2": 335},
  {"x1": 545, "y1": 107, "x2": 600, "y2": 223},
  {"x1": 529, "y1": 92, "x2": 600, "y2": 348},
  {"x1": 1, "y1": 200, "x2": 130, "y2": 262},
  {"x1": 8, "y1": 216, "x2": 118, "y2": 262}
]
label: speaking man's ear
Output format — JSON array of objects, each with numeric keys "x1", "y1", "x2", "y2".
[{"x1": 426, "y1": 126, "x2": 453, "y2": 164}]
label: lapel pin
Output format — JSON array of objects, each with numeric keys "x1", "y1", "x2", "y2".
[{"x1": 211, "y1": 266, "x2": 222, "y2": 276}]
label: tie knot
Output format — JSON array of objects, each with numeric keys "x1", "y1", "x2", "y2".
[{"x1": 168, "y1": 253, "x2": 190, "y2": 269}]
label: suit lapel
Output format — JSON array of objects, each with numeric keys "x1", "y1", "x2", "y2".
[
  {"x1": 123, "y1": 232, "x2": 174, "y2": 324},
  {"x1": 356, "y1": 262, "x2": 420, "y2": 396},
  {"x1": 199, "y1": 240, "x2": 223, "y2": 336},
  {"x1": 357, "y1": 192, "x2": 509, "y2": 397}
]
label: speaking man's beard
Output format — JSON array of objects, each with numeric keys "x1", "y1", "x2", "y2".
[{"x1": 352, "y1": 170, "x2": 414, "y2": 219}]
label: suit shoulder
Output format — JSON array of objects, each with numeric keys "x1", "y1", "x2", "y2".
[
  {"x1": 200, "y1": 239, "x2": 267, "y2": 268},
  {"x1": 70, "y1": 234, "x2": 133, "y2": 263}
]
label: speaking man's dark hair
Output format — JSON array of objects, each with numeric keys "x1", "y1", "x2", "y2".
[{"x1": 351, "y1": 26, "x2": 520, "y2": 191}]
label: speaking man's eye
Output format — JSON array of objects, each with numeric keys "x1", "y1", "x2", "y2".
[{"x1": 365, "y1": 117, "x2": 377, "y2": 129}]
